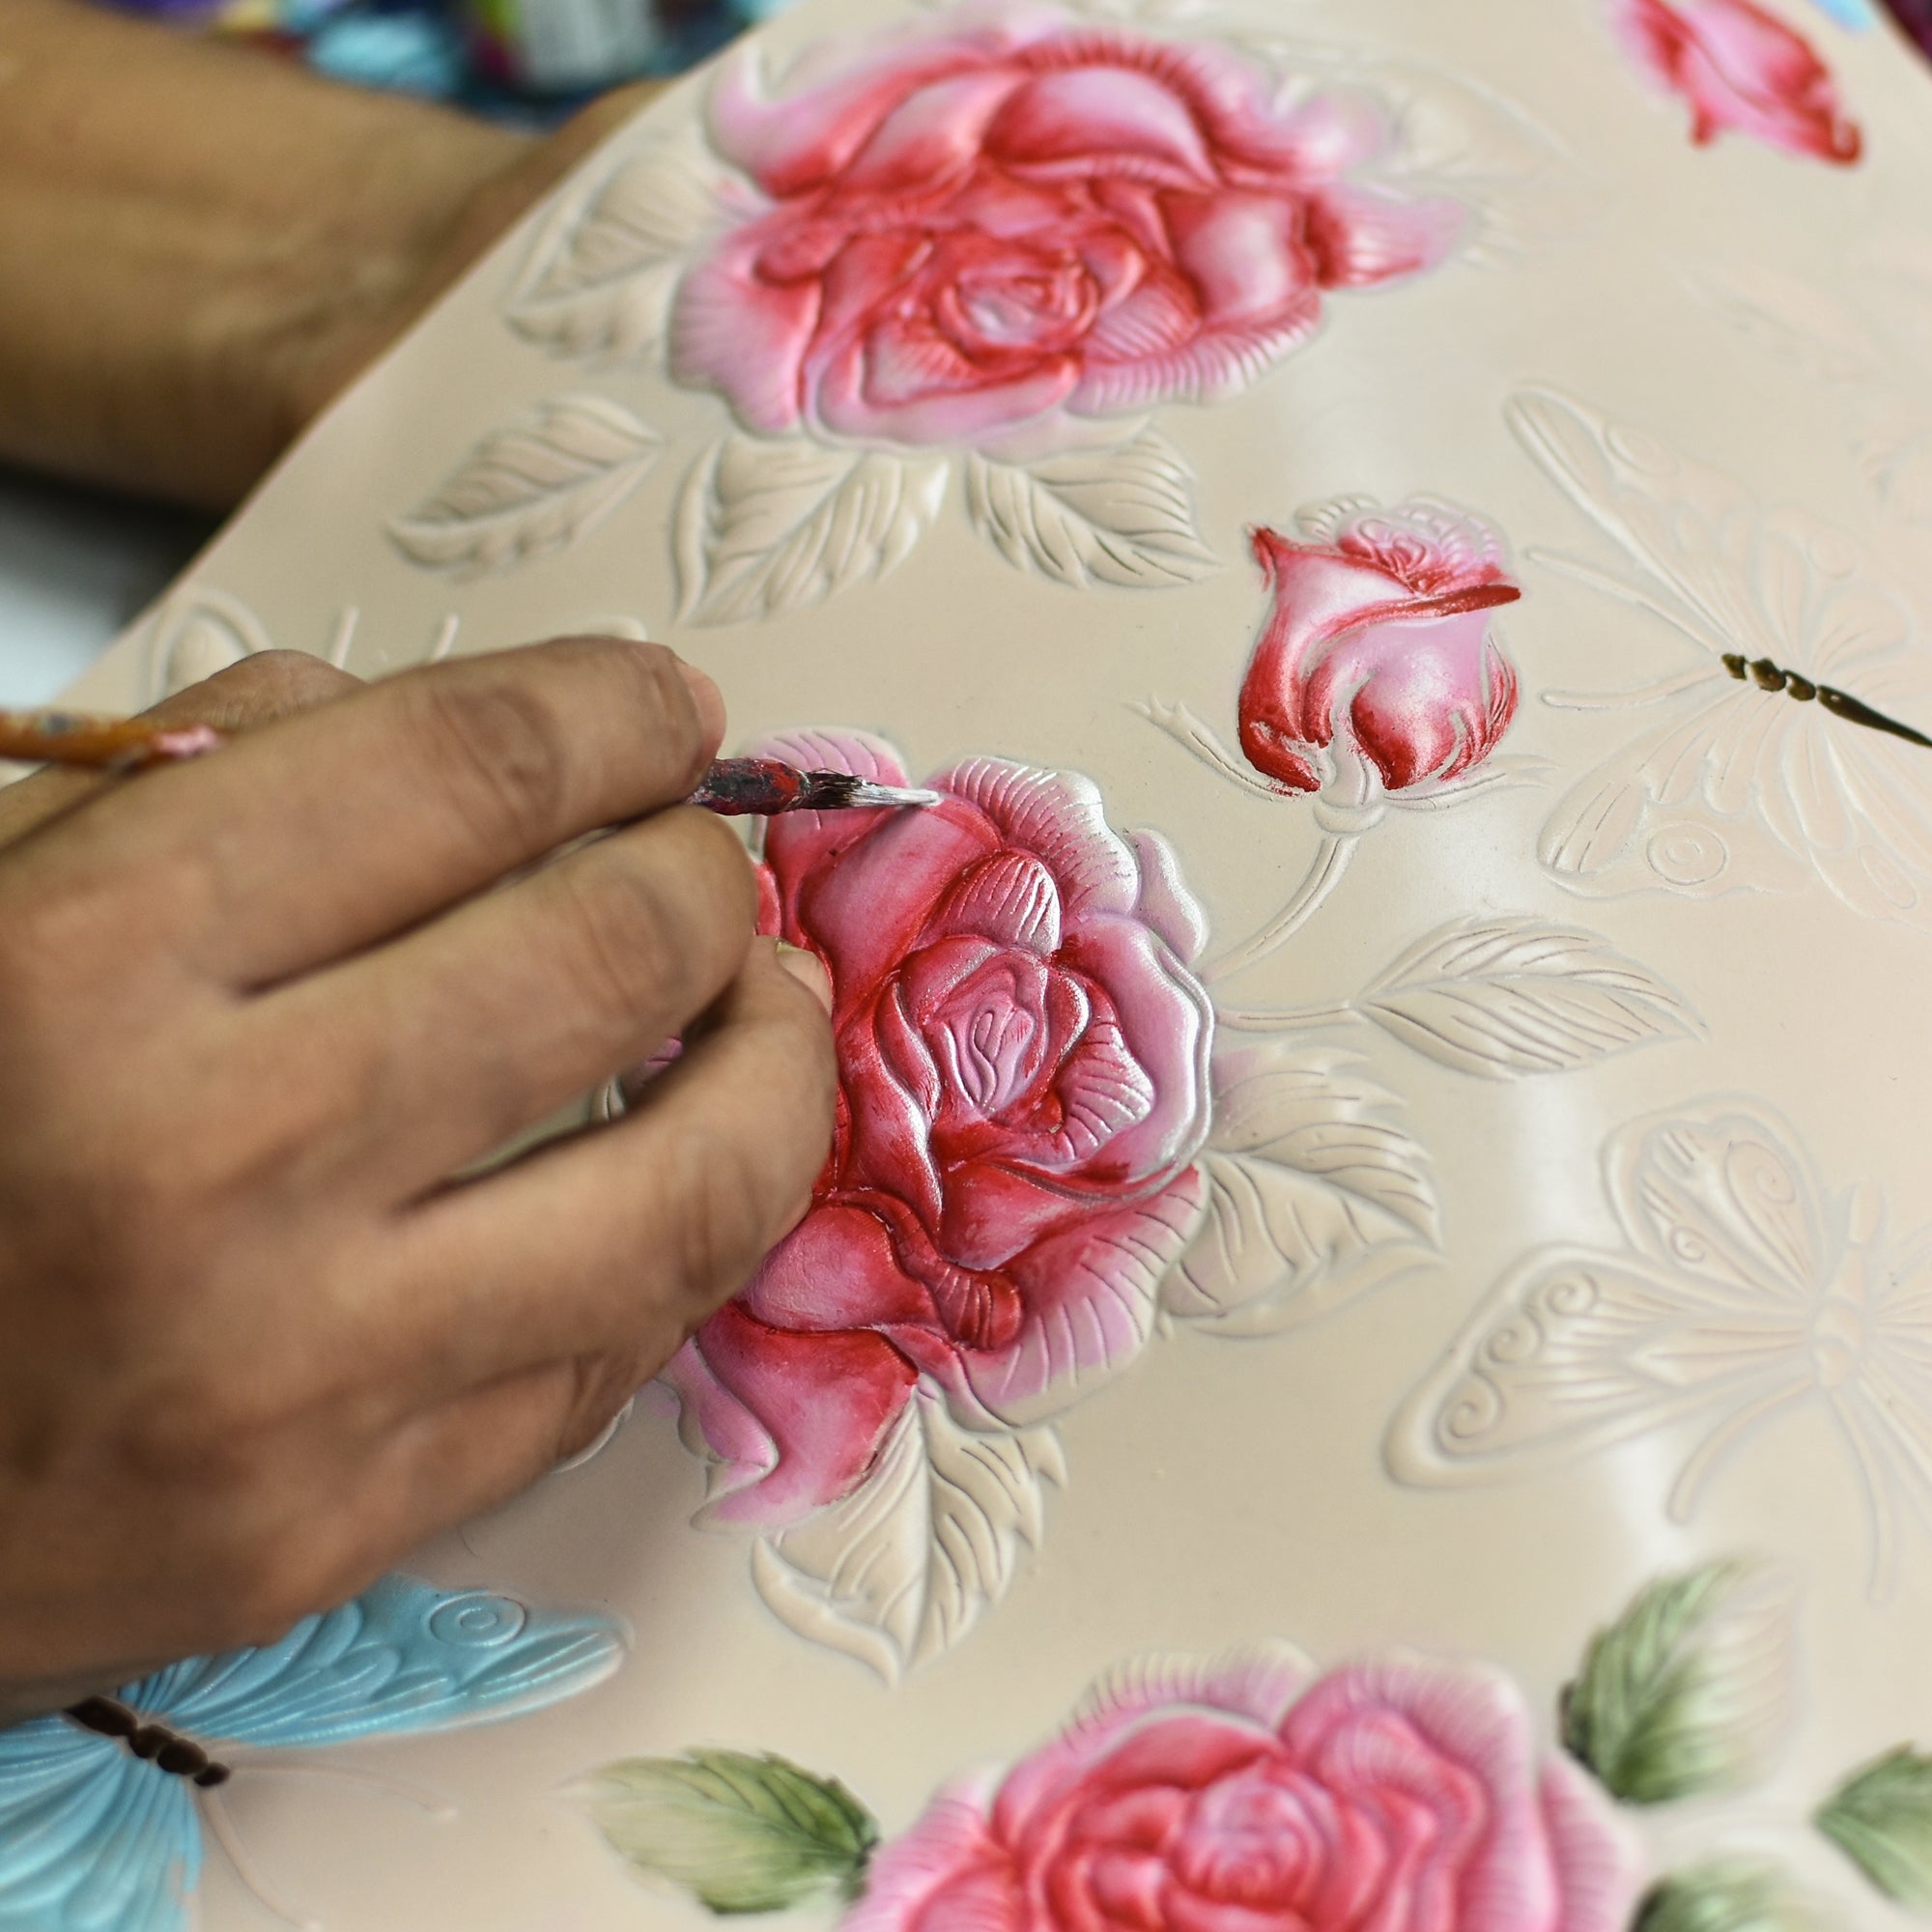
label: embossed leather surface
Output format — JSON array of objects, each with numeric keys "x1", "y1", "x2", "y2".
[{"x1": 27, "y1": 0, "x2": 1932, "y2": 1926}]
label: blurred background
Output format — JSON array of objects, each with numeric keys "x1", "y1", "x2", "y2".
[
  {"x1": 1, "y1": 0, "x2": 1927, "y2": 707},
  {"x1": 0, "y1": 0, "x2": 799, "y2": 708}
]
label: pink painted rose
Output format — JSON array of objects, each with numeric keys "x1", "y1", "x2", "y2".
[
  {"x1": 665, "y1": 731, "x2": 1213, "y2": 1527},
  {"x1": 670, "y1": 7, "x2": 1463, "y2": 450},
  {"x1": 848, "y1": 1646, "x2": 1641, "y2": 1932},
  {"x1": 1236, "y1": 498, "x2": 1522, "y2": 800},
  {"x1": 1611, "y1": 0, "x2": 1861, "y2": 162}
]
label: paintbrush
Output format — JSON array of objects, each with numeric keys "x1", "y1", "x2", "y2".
[{"x1": 0, "y1": 708, "x2": 942, "y2": 815}]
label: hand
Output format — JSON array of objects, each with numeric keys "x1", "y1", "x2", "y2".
[
  {"x1": 0, "y1": 0, "x2": 666, "y2": 506},
  {"x1": 0, "y1": 640, "x2": 837, "y2": 1719}
]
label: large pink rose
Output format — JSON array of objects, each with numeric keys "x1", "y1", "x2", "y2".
[
  {"x1": 1237, "y1": 499, "x2": 1521, "y2": 800},
  {"x1": 670, "y1": 7, "x2": 1463, "y2": 449},
  {"x1": 665, "y1": 731, "x2": 1213, "y2": 1527},
  {"x1": 1610, "y1": 0, "x2": 1861, "y2": 162},
  {"x1": 848, "y1": 1647, "x2": 1641, "y2": 1932}
]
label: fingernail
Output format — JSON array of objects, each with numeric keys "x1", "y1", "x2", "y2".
[
  {"x1": 672, "y1": 657, "x2": 726, "y2": 743},
  {"x1": 776, "y1": 940, "x2": 833, "y2": 1012}
]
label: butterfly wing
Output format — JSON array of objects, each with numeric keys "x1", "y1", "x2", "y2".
[
  {"x1": 1516, "y1": 387, "x2": 1932, "y2": 923},
  {"x1": 1538, "y1": 686, "x2": 1811, "y2": 900},
  {"x1": 126, "y1": 1574, "x2": 626, "y2": 1752},
  {"x1": 0, "y1": 1715, "x2": 195, "y2": 1932},
  {"x1": 1388, "y1": 1098, "x2": 1824, "y2": 1494}
]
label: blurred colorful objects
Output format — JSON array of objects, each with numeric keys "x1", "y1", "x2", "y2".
[{"x1": 94, "y1": 0, "x2": 796, "y2": 104}]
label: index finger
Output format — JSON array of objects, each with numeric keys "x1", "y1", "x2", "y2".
[{"x1": 36, "y1": 638, "x2": 724, "y2": 988}]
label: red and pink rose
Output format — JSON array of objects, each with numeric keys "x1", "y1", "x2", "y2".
[
  {"x1": 848, "y1": 1646, "x2": 1641, "y2": 1932},
  {"x1": 1610, "y1": 0, "x2": 1861, "y2": 163},
  {"x1": 1237, "y1": 498, "x2": 1522, "y2": 800},
  {"x1": 670, "y1": 6, "x2": 1463, "y2": 451},
  {"x1": 665, "y1": 730, "x2": 1214, "y2": 1529}
]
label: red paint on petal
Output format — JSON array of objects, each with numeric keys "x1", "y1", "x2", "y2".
[
  {"x1": 1236, "y1": 503, "x2": 1522, "y2": 799},
  {"x1": 1610, "y1": 0, "x2": 1861, "y2": 164},
  {"x1": 672, "y1": 13, "x2": 1457, "y2": 448}
]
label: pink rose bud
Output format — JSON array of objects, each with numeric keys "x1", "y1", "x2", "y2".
[
  {"x1": 1236, "y1": 499, "x2": 1522, "y2": 798},
  {"x1": 1611, "y1": 0, "x2": 1861, "y2": 164}
]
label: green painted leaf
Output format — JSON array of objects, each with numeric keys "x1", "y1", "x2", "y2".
[
  {"x1": 581, "y1": 1749, "x2": 877, "y2": 1916},
  {"x1": 1561, "y1": 1559, "x2": 1795, "y2": 1804},
  {"x1": 1635, "y1": 1863, "x2": 1823, "y2": 1931},
  {"x1": 1816, "y1": 1745, "x2": 1932, "y2": 1910}
]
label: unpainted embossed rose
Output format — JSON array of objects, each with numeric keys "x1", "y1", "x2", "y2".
[
  {"x1": 847, "y1": 1647, "x2": 1641, "y2": 1932},
  {"x1": 1611, "y1": 0, "x2": 1861, "y2": 162},
  {"x1": 670, "y1": 6, "x2": 1462, "y2": 450},
  {"x1": 1237, "y1": 498, "x2": 1521, "y2": 801},
  {"x1": 664, "y1": 730, "x2": 1213, "y2": 1527}
]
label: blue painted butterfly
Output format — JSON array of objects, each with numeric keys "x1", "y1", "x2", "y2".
[{"x1": 0, "y1": 1574, "x2": 626, "y2": 1931}]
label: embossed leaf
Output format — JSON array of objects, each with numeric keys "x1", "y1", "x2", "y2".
[
  {"x1": 1165, "y1": 1044, "x2": 1438, "y2": 1334},
  {"x1": 1360, "y1": 916, "x2": 1699, "y2": 1078},
  {"x1": 1635, "y1": 1864, "x2": 1825, "y2": 1932},
  {"x1": 1817, "y1": 1747, "x2": 1932, "y2": 1909},
  {"x1": 966, "y1": 433, "x2": 1217, "y2": 590},
  {"x1": 581, "y1": 1750, "x2": 876, "y2": 1914},
  {"x1": 675, "y1": 436, "x2": 947, "y2": 624},
  {"x1": 507, "y1": 143, "x2": 740, "y2": 362},
  {"x1": 1563, "y1": 1560, "x2": 1797, "y2": 1804},
  {"x1": 750, "y1": 1388, "x2": 1065, "y2": 1682},
  {"x1": 145, "y1": 588, "x2": 273, "y2": 699},
  {"x1": 388, "y1": 395, "x2": 663, "y2": 577},
  {"x1": 1362, "y1": 62, "x2": 1598, "y2": 265}
]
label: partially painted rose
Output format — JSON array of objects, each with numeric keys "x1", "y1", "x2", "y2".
[
  {"x1": 665, "y1": 731, "x2": 1213, "y2": 1527},
  {"x1": 848, "y1": 1646, "x2": 1641, "y2": 1932},
  {"x1": 1611, "y1": 0, "x2": 1861, "y2": 162},
  {"x1": 670, "y1": 8, "x2": 1462, "y2": 450},
  {"x1": 1237, "y1": 498, "x2": 1521, "y2": 799}
]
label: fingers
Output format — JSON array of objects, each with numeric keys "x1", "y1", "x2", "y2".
[
  {"x1": 0, "y1": 650, "x2": 359, "y2": 850},
  {"x1": 36, "y1": 638, "x2": 725, "y2": 988},
  {"x1": 272, "y1": 804, "x2": 761, "y2": 1198},
  {"x1": 370, "y1": 937, "x2": 837, "y2": 1400}
]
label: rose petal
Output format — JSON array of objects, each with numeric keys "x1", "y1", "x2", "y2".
[
  {"x1": 1304, "y1": 184, "x2": 1465, "y2": 290},
  {"x1": 1126, "y1": 828, "x2": 1208, "y2": 965},
  {"x1": 1163, "y1": 188, "x2": 1318, "y2": 328},
  {"x1": 1541, "y1": 1755, "x2": 1647, "y2": 1932},
  {"x1": 708, "y1": 33, "x2": 1002, "y2": 197},
  {"x1": 837, "y1": 69, "x2": 1031, "y2": 198},
  {"x1": 810, "y1": 330, "x2": 1082, "y2": 444},
  {"x1": 668, "y1": 234, "x2": 818, "y2": 437},
  {"x1": 1068, "y1": 301, "x2": 1321, "y2": 416},
  {"x1": 669, "y1": 1297, "x2": 920, "y2": 1527},
  {"x1": 985, "y1": 68, "x2": 1217, "y2": 187},
  {"x1": 956, "y1": 1166, "x2": 1207, "y2": 1423},
  {"x1": 927, "y1": 850, "x2": 1064, "y2": 953},
  {"x1": 842, "y1": 1776, "x2": 1013, "y2": 1932},
  {"x1": 932, "y1": 759, "x2": 1142, "y2": 923},
  {"x1": 793, "y1": 799, "x2": 1001, "y2": 1005}
]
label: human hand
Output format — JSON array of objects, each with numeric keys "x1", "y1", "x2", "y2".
[
  {"x1": 0, "y1": 0, "x2": 667, "y2": 506},
  {"x1": 0, "y1": 639, "x2": 836, "y2": 1719}
]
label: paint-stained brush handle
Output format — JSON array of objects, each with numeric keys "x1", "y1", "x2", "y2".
[
  {"x1": 0, "y1": 711, "x2": 943, "y2": 814},
  {"x1": 0, "y1": 708, "x2": 228, "y2": 772}
]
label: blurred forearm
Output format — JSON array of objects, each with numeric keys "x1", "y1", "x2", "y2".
[{"x1": 0, "y1": 0, "x2": 641, "y2": 510}]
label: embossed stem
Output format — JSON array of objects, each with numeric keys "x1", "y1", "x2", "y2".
[{"x1": 1202, "y1": 833, "x2": 1357, "y2": 983}]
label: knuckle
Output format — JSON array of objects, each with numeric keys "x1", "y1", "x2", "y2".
[
  {"x1": 187, "y1": 649, "x2": 359, "y2": 724},
  {"x1": 406, "y1": 672, "x2": 577, "y2": 849}
]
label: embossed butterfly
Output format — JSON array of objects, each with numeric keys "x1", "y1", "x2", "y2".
[
  {"x1": 1508, "y1": 386, "x2": 1932, "y2": 928},
  {"x1": 1388, "y1": 1097, "x2": 1932, "y2": 1599},
  {"x1": 0, "y1": 1573, "x2": 625, "y2": 1931}
]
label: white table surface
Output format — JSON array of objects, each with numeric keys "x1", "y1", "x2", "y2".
[{"x1": 0, "y1": 468, "x2": 211, "y2": 708}]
